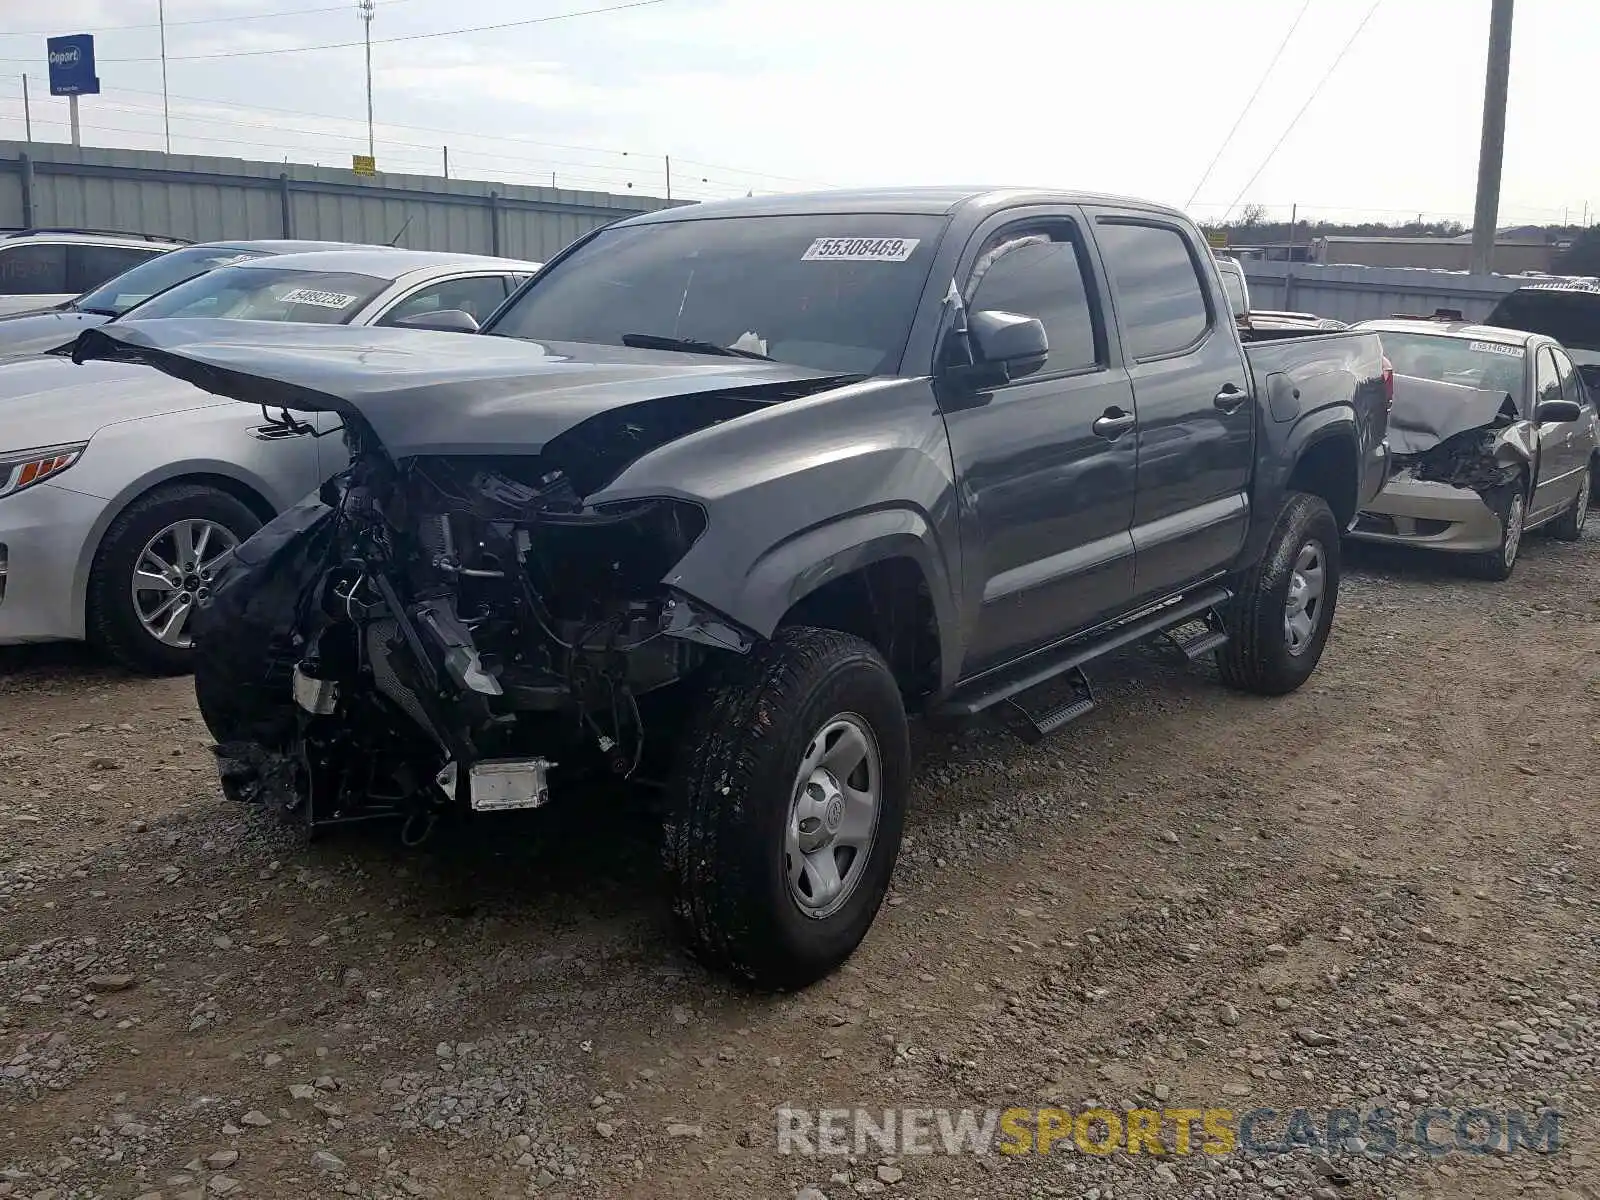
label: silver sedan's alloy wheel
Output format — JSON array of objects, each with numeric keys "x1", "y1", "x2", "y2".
[
  {"x1": 1574, "y1": 472, "x2": 1590, "y2": 531},
  {"x1": 785, "y1": 714, "x2": 882, "y2": 920},
  {"x1": 1503, "y1": 492, "x2": 1525, "y2": 568},
  {"x1": 131, "y1": 518, "x2": 239, "y2": 649},
  {"x1": 1283, "y1": 539, "x2": 1327, "y2": 657}
]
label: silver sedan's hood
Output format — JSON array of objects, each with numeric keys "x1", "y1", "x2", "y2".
[{"x1": 0, "y1": 354, "x2": 225, "y2": 451}]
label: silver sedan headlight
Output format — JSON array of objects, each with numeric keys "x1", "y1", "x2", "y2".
[{"x1": 0, "y1": 442, "x2": 88, "y2": 499}]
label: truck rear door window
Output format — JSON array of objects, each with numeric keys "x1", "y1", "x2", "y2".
[
  {"x1": 1095, "y1": 220, "x2": 1211, "y2": 361},
  {"x1": 965, "y1": 228, "x2": 1100, "y2": 376}
]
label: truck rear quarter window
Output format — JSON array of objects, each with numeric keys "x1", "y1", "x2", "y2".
[
  {"x1": 1095, "y1": 220, "x2": 1211, "y2": 361},
  {"x1": 965, "y1": 226, "x2": 1100, "y2": 376}
]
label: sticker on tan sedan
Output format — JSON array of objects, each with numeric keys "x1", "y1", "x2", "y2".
[{"x1": 1467, "y1": 341, "x2": 1525, "y2": 357}]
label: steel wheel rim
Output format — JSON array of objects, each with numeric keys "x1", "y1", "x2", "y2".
[
  {"x1": 1503, "y1": 493, "x2": 1525, "y2": 567},
  {"x1": 131, "y1": 518, "x2": 239, "y2": 649},
  {"x1": 785, "y1": 713, "x2": 882, "y2": 920},
  {"x1": 1283, "y1": 539, "x2": 1326, "y2": 657}
]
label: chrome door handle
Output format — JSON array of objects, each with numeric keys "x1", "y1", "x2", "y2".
[
  {"x1": 1214, "y1": 384, "x2": 1248, "y2": 413},
  {"x1": 1092, "y1": 409, "x2": 1136, "y2": 440}
]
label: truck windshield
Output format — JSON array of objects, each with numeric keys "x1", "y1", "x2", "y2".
[
  {"x1": 486, "y1": 214, "x2": 946, "y2": 375},
  {"x1": 1379, "y1": 332, "x2": 1527, "y2": 399},
  {"x1": 125, "y1": 265, "x2": 389, "y2": 325}
]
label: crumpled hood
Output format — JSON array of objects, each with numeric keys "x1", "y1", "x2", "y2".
[
  {"x1": 1386, "y1": 373, "x2": 1520, "y2": 456},
  {"x1": 70, "y1": 319, "x2": 853, "y2": 459},
  {"x1": 0, "y1": 307, "x2": 110, "y2": 364},
  {"x1": 0, "y1": 353, "x2": 228, "y2": 450}
]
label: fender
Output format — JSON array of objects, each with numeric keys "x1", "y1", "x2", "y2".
[
  {"x1": 722, "y1": 505, "x2": 963, "y2": 690},
  {"x1": 1239, "y1": 406, "x2": 1361, "y2": 569}
]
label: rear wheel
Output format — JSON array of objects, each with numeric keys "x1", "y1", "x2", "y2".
[
  {"x1": 664, "y1": 626, "x2": 910, "y2": 990},
  {"x1": 1550, "y1": 465, "x2": 1591, "y2": 542},
  {"x1": 87, "y1": 484, "x2": 261, "y2": 675},
  {"x1": 1217, "y1": 492, "x2": 1341, "y2": 695}
]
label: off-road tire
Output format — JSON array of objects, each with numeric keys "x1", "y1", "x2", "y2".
[
  {"x1": 1550, "y1": 464, "x2": 1591, "y2": 542},
  {"x1": 87, "y1": 484, "x2": 262, "y2": 675},
  {"x1": 1216, "y1": 492, "x2": 1341, "y2": 695},
  {"x1": 1462, "y1": 478, "x2": 1527, "y2": 581},
  {"x1": 664, "y1": 626, "x2": 910, "y2": 990}
]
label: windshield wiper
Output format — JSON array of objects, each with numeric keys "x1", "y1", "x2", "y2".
[
  {"x1": 620, "y1": 332, "x2": 772, "y2": 361},
  {"x1": 74, "y1": 304, "x2": 119, "y2": 317}
]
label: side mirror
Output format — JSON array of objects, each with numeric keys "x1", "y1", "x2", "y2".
[
  {"x1": 1536, "y1": 398, "x2": 1583, "y2": 424},
  {"x1": 945, "y1": 309, "x2": 1050, "y2": 391},
  {"x1": 390, "y1": 307, "x2": 480, "y2": 334}
]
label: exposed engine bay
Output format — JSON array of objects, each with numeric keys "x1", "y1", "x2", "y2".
[
  {"x1": 1385, "y1": 377, "x2": 1532, "y2": 494},
  {"x1": 199, "y1": 426, "x2": 755, "y2": 841}
]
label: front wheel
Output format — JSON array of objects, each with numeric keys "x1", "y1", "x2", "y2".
[
  {"x1": 664, "y1": 627, "x2": 910, "y2": 990},
  {"x1": 87, "y1": 484, "x2": 262, "y2": 675},
  {"x1": 1463, "y1": 483, "x2": 1526, "y2": 580},
  {"x1": 1216, "y1": 492, "x2": 1341, "y2": 695}
]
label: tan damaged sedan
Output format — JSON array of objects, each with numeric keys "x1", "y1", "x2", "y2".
[{"x1": 1349, "y1": 318, "x2": 1598, "y2": 580}]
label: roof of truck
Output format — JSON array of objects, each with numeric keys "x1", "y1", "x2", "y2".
[{"x1": 623, "y1": 186, "x2": 1188, "y2": 224}]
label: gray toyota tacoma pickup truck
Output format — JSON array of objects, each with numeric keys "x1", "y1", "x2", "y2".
[{"x1": 72, "y1": 187, "x2": 1390, "y2": 989}]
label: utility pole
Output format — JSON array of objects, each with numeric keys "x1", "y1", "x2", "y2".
[
  {"x1": 159, "y1": 0, "x2": 171, "y2": 152},
  {"x1": 442, "y1": 145, "x2": 449, "y2": 179},
  {"x1": 664, "y1": 154, "x2": 672, "y2": 201},
  {"x1": 21, "y1": 74, "x2": 30, "y2": 141},
  {"x1": 358, "y1": 0, "x2": 375, "y2": 159},
  {"x1": 1470, "y1": 0, "x2": 1514, "y2": 276}
]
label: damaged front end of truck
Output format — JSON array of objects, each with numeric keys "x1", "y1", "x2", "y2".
[{"x1": 71, "y1": 320, "x2": 854, "y2": 838}]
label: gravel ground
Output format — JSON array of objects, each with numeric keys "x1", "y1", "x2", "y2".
[{"x1": 2, "y1": 529, "x2": 1598, "y2": 1200}]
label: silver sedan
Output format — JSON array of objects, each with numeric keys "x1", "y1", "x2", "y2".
[{"x1": 0, "y1": 248, "x2": 540, "y2": 672}]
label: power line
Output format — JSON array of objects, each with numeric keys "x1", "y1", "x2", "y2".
[
  {"x1": 0, "y1": 0, "x2": 429, "y2": 38},
  {"x1": 1185, "y1": 0, "x2": 1313, "y2": 210},
  {"x1": 1220, "y1": 0, "x2": 1384, "y2": 222},
  {"x1": 0, "y1": 0, "x2": 672, "y2": 65}
]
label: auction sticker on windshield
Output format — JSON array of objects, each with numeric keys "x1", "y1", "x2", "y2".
[
  {"x1": 1468, "y1": 341, "x2": 1525, "y2": 357},
  {"x1": 802, "y1": 237, "x2": 921, "y2": 263},
  {"x1": 277, "y1": 287, "x2": 359, "y2": 309}
]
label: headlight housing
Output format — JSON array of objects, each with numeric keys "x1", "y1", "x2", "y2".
[{"x1": 0, "y1": 442, "x2": 87, "y2": 499}]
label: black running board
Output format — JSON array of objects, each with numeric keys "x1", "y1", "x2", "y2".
[
  {"x1": 937, "y1": 586, "x2": 1234, "y2": 720},
  {"x1": 1001, "y1": 667, "x2": 1097, "y2": 744}
]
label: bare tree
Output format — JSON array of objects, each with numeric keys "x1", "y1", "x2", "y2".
[{"x1": 1235, "y1": 203, "x2": 1268, "y2": 229}]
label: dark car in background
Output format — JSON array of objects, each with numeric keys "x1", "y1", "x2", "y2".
[
  {"x1": 1486, "y1": 279, "x2": 1600, "y2": 394},
  {"x1": 0, "y1": 239, "x2": 378, "y2": 364}
]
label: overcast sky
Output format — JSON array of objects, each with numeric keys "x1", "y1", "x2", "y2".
[{"x1": 1, "y1": 0, "x2": 1595, "y2": 225}]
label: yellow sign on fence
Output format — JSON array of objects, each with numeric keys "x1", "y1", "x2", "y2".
[{"x1": 351, "y1": 154, "x2": 376, "y2": 177}]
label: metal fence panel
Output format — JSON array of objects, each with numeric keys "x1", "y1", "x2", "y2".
[
  {"x1": 0, "y1": 141, "x2": 678, "y2": 261},
  {"x1": 1242, "y1": 262, "x2": 1525, "y2": 324}
]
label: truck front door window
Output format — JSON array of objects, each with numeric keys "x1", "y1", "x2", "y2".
[
  {"x1": 1095, "y1": 221, "x2": 1211, "y2": 360},
  {"x1": 965, "y1": 230, "x2": 1100, "y2": 377}
]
